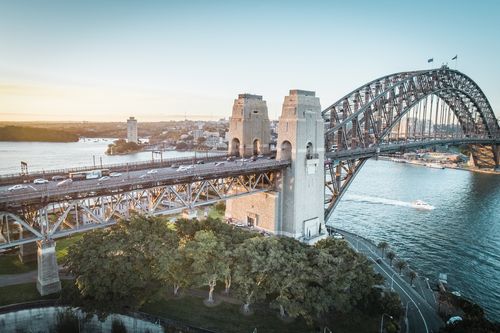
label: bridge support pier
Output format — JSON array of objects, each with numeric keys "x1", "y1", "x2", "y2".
[{"x1": 36, "y1": 239, "x2": 61, "y2": 296}]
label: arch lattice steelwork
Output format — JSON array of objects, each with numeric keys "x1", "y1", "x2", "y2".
[{"x1": 323, "y1": 66, "x2": 500, "y2": 221}]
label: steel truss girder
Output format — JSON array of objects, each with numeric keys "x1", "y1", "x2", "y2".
[
  {"x1": 323, "y1": 67, "x2": 500, "y2": 153},
  {"x1": 0, "y1": 171, "x2": 278, "y2": 250},
  {"x1": 324, "y1": 158, "x2": 368, "y2": 221}
]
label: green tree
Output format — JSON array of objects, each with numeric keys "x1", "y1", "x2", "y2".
[
  {"x1": 315, "y1": 238, "x2": 382, "y2": 313},
  {"x1": 377, "y1": 241, "x2": 389, "y2": 257},
  {"x1": 408, "y1": 270, "x2": 417, "y2": 286},
  {"x1": 386, "y1": 251, "x2": 396, "y2": 266},
  {"x1": 64, "y1": 215, "x2": 172, "y2": 313},
  {"x1": 184, "y1": 230, "x2": 228, "y2": 304},
  {"x1": 394, "y1": 259, "x2": 407, "y2": 275},
  {"x1": 201, "y1": 217, "x2": 257, "y2": 294},
  {"x1": 233, "y1": 237, "x2": 279, "y2": 314},
  {"x1": 267, "y1": 237, "x2": 311, "y2": 319}
]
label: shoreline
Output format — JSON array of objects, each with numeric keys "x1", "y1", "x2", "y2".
[{"x1": 378, "y1": 156, "x2": 499, "y2": 175}]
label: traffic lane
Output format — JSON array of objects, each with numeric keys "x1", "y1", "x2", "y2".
[
  {"x1": 341, "y1": 232, "x2": 442, "y2": 333},
  {"x1": 0, "y1": 158, "x2": 283, "y2": 198}
]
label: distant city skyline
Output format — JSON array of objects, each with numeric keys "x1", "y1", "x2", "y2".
[{"x1": 1, "y1": 0, "x2": 500, "y2": 121}]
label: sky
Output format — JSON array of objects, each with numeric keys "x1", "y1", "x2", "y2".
[{"x1": 0, "y1": 0, "x2": 499, "y2": 122}]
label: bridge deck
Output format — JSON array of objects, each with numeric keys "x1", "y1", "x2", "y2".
[
  {"x1": 0, "y1": 159, "x2": 290, "y2": 209},
  {"x1": 326, "y1": 138, "x2": 499, "y2": 160}
]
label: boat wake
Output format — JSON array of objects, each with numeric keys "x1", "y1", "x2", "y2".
[{"x1": 343, "y1": 194, "x2": 435, "y2": 210}]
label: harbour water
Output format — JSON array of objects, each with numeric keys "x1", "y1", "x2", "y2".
[
  {"x1": 0, "y1": 139, "x2": 198, "y2": 175},
  {"x1": 0, "y1": 140, "x2": 499, "y2": 321},
  {"x1": 329, "y1": 159, "x2": 500, "y2": 321}
]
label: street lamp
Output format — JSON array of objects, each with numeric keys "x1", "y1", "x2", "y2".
[
  {"x1": 391, "y1": 272, "x2": 397, "y2": 291},
  {"x1": 380, "y1": 313, "x2": 393, "y2": 333}
]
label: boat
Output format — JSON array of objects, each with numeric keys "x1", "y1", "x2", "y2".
[{"x1": 411, "y1": 200, "x2": 434, "y2": 210}]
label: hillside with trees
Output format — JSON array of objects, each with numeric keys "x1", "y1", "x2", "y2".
[{"x1": 0, "y1": 126, "x2": 79, "y2": 142}]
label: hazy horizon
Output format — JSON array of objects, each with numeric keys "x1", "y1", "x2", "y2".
[{"x1": 1, "y1": 0, "x2": 500, "y2": 122}]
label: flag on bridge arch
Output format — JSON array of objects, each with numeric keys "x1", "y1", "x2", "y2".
[
  {"x1": 452, "y1": 55, "x2": 458, "y2": 60},
  {"x1": 428, "y1": 58, "x2": 434, "y2": 63}
]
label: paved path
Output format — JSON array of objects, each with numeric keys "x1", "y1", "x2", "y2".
[
  {"x1": 0, "y1": 266, "x2": 72, "y2": 288},
  {"x1": 334, "y1": 228, "x2": 444, "y2": 333}
]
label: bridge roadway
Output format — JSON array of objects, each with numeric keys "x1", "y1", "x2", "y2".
[
  {"x1": 326, "y1": 138, "x2": 499, "y2": 160},
  {"x1": 0, "y1": 158, "x2": 290, "y2": 209}
]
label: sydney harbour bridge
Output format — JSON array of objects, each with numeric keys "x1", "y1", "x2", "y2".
[{"x1": 0, "y1": 66, "x2": 498, "y2": 296}]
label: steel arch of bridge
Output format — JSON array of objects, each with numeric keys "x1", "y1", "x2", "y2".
[{"x1": 323, "y1": 66, "x2": 500, "y2": 221}]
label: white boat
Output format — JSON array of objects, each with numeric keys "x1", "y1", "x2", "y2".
[{"x1": 411, "y1": 200, "x2": 434, "y2": 210}]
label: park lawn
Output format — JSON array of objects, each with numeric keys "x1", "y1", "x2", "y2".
[
  {"x1": 0, "y1": 254, "x2": 37, "y2": 275},
  {"x1": 0, "y1": 281, "x2": 70, "y2": 306},
  {"x1": 55, "y1": 234, "x2": 83, "y2": 261},
  {"x1": 142, "y1": 294, "x2": 381, "y2": 333},
  {"x1": 208, "y1": 207, "x2": 224, "y2": 220},
  {"x1": 142, "y1": 296, "x2": 313, "y2": 333}
]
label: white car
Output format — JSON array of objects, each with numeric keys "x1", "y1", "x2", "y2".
[
  {"x1": 56, "y1": 179, "x2": 73, "y2": 187},
  {"x1": 109, "y1": 172, "x2": 122, "y2": 177},
  {"x1": 33, "y1": 178, "x2": 49, "y2": 184},
  {"x1": 98, "y1": 176, "x2": 110, "y2": 182},
  {"x1": 8, "y1": 184, "x2": 28, "y2": 191},
  {"x1": 147, "y1": 169, "x2": 158, "y2": 174},
  {"x1": 332, "y1": 232, "x2": 344, "y2": 240}
]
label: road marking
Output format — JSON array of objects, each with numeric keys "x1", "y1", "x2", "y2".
[{"x1": 345, "y1": 236, "x2": 430, "y2": 333}]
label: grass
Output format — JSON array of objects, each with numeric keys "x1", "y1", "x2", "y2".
[
  {"x1": 142, "y1": 295, "x2": 311, "y2": 333},
  {"x1": 0, "y1": 254, "x2": 37, "y2": 275},
  {"x1": 0, "y1": 281, "x2": 380, "y2": 333},
  {"x1": 55, "y1": 234, "x2": 83, "y2": 261},
  {"x1": 208, "y1": 207, "x2": 224, "y2": 220},
  {"x1": 0, "y1": 282, "x2": 68, "y2": 306},
  {"x1": 142, "y1": 294, "x2": 380, "y2": 333},
  {"x1": 0, "y1": 234, "x2": 82, "y2": 275}
]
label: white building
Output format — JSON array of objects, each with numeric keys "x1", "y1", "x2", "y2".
[{"x1": 127, "y1": 117, "x2": 138, "y2": 143}]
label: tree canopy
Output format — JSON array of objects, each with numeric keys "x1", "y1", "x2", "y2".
[{"x1": 64, "y1": 214, "x2": 395, "y2": 325}]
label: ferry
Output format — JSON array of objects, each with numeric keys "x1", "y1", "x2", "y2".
[{"x1": 411, "y1": 200, "x2": 434, "y2": 210}]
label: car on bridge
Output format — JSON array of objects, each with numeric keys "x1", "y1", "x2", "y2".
[
  {"x1": 109, "y1": 172, "x2": 122, "y2": 177},
  {"x1": 56, "y1": 179, "x2": 73, "y2": 187},
  {"x1": 51, "y1": 175, "x2": 66, "y2": 181},
  {"x1": 8, "y1": 184, "x2": 28, "y2": 191},
  {"x1": 147, "y1": 169, "x2": 158, "y2": 174},
  {"x1": 33, "y1": 178, "x2": 49, "y2": 184},
  {"x1": 98, "y1": 176, "x2": 110, "y2": 183}
]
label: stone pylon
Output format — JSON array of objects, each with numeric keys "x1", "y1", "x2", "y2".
[
  {"x1": 36, "y1": 239, "x2": 61, "y2": 296},
  {"x1": 276, "y1": 90, "x2": 327, "y2": 244},
  {"x1": 227, "y1": 94, "x2": 271, "y2": 157}
]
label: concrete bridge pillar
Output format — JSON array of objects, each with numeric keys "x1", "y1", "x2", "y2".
[
  {"x1": 276, "y1": 90, "x2": 327, "y2": 244},
  {"x1": 36, "y1": 239, "x2": 61, "y2": 296},
  {"x1": 227, "y1": 94, "x2": 270, "y2": 157}
]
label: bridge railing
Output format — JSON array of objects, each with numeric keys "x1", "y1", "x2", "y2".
[{"x1": 0, "y1": 151, "x2": 228, "y2": 186}]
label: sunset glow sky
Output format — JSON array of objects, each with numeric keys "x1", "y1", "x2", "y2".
[{"x1": 1, "y1": 0, "x2": 499, "y2": 121}]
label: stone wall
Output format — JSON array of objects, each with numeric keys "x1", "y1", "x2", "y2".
[{"x1": 225, "y1": 191, "x2": 279, "y2": 233}]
